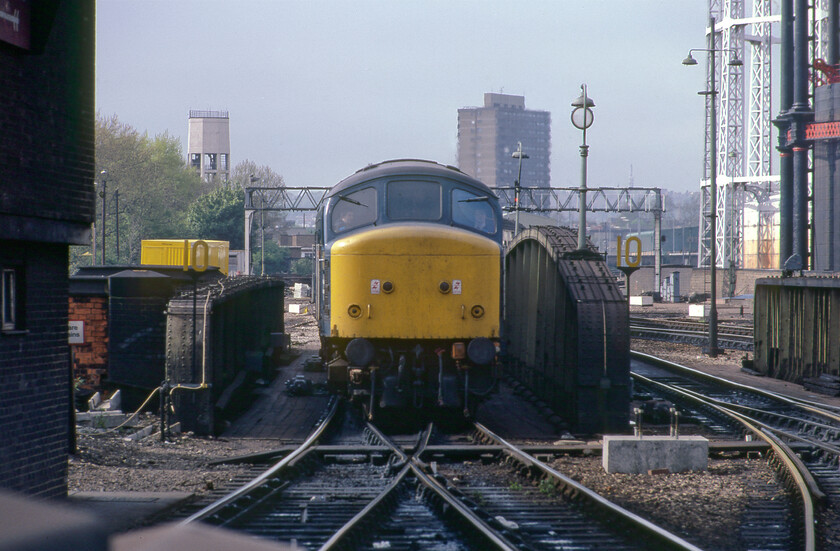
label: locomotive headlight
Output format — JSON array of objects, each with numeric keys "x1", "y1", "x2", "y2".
[
  {"x1": 467, "y1": 337, "x2": 495, "y2": 365},
  {"x1": 382, "y1": 280, "x2": 394, "y2": 293},
  {"x1": 346, "y1": 338, "x2": 375, "y2": 366},
  {"x1": 470, "y1": 305, "x2": 485, "y2": 318},
  {"x1": 348, "y1": 304, "x2": 362, "y2": 318},
  {"x1": 439, "y1": 281, "x2": 451, "y2": 294}
]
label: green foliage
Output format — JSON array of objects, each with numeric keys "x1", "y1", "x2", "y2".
[
  {"x1": 291, "y1": 258, "x2": 313, "y2": 276},
  {"x1": 93, "y1": 114, "x2": 203, "y2": 265},
  {"x1": 538, "y1": 478, "x2": 556, "y2": 495},
  {"x1": 254, "y1": 240, "x2": 290, "y2": 274},
  {"x1": 509, "y1": 481, "x2": 523, "y2": 491},
  {"x1": 186, "y1": 186, "x2": 245, "y2": 248}
]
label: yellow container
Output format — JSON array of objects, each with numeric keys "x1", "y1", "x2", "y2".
[{"x1": 141, "y1": 239, "x2": 229, "y2": 275}]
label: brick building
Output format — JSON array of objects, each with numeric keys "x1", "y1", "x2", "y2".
[
  {"x1": 0, "y1": 2, "x2": 95, "y2": 497},
  {"x1": 69, "y1": 295, "x2": 109, "y2": 389}
]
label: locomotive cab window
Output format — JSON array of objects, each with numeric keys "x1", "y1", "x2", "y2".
[
  {"x1": 452, "y1": 188, "x2": 497, "y2": 235},
  {"x1": 331, "y1": 186, "x2": 377, "y2": 234},
  {"x1": 387, "y1": 181, "x2": 441, "y2": 221}
]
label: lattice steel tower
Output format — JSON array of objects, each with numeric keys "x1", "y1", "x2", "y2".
[
  {"x1": 698, "y1": 0, "x2": 778, "y2": 280},
  {"x1": 700, "y1": 0, "x2": 834, "y2": 280}
]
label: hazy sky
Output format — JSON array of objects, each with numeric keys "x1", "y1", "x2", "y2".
[{"x1": 96, "y1": 1, "x2": 716, "y2": 193}]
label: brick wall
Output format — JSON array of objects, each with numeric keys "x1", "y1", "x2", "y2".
[
  {"x1": 0, "y1": 1, "x2": 95, "y2": 498},
  {"x1": 0, "y1": 2, "x2": 96, "y2": 239},
  {"x1": 69, "y1": 297, "x2": 108, "y2": 389},
  {"x1": 0, "y1": 243, "x2": 72, "y2": 498}
]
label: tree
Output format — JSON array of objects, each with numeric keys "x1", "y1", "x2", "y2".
[
  {"x1": 231, "y1": 159, "x2": 288, "y2": 247},
  {"x1": 291, "y1": 258, "x2": 313, "y2": 276},
  {"x1": 88, "y1": 114, "x2": 202, "y2": 266},
  {"x1": 186, "y1": 186, "x2": 245, "y2": 249},
  {"x1": 255, "y1": 240, "x2": 290, "y2": 274},
  {"x1": 230, "y1": 159, "x2": 285, "y2": 190}
]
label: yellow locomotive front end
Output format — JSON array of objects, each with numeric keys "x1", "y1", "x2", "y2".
[
  {"x1": 329, "y1": 225, "x2": 500, "y2": 340},
  {"x1": 315, "y1": 160, "x2": 504, "y2": 420}
]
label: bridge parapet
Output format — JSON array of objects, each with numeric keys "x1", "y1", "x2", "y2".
[{"x1": 504, "y1": 226, "x2": 630, "y2": 434}]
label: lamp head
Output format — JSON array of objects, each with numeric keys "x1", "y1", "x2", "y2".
[
  {"x1": 728, "y1": 56, "x2": 743, "y2": 67},
  {"x1": 682, "y1": 53, "x2": 698, "y2": 66},
  {"x1": 571, "y1": 90, "x2": 595, "y2": 108}
]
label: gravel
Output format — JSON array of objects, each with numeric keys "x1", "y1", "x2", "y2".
[
  {"x1": 438, "y1": 454, "x2": 786, "y2": 551},
  {"x1": 548, "y1": 454, "x2": 786, "y2": 551},
  {"x1": 69, "y1": 427, "x2": 279, "y2": 495}
]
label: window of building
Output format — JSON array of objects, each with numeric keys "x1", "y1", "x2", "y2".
[
  {"x1": 2, "y1": 267, "x2": 23, "y2": 332},
  {"x1": 204, "y1": 153, "x2": 217, "y2": 171},
  {"x1": 220, "y1": 153, "x2": 228, "y2": 171},
  {"x1": 387, "y1": 181, "x2": 441, "y2": 221},
  {"x1": 190, "y1": 153, "x2": 201, "y2": 169}
]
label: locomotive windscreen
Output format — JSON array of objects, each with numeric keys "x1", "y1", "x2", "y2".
[{"x1": 386, "y1": 180, "x2": 442, "y2": 220}]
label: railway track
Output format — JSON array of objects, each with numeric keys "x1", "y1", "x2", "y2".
[
  {"x1": 161, "y1": 397, "x2": 703, "y2": 550},
  {"x1": 630, "y1": 316, "x2": 754, "y2": 351},
  {"x1": 631, "y1": 351, "x2": 840, "y2": 550}
]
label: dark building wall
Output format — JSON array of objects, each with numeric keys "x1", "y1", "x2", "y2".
[
  {"x1": 108, "y1": 295, "x2": 168, "y2": 402},
  {"x1": 813, "y1": 84, "x2": 840, "y2": 272},
  {"x1": 0, "y1": 2, "x2": 96, "y2": 243},
  {"x1": 0, "y1": 242, "x2": 72, "y2": 497},
  {"x1": 0, "y1": 1, "x2": 95, "y2": 497}
]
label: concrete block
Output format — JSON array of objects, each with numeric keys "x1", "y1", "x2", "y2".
[
  {"x1": 630, "y1": 295, "x2": 653, "y2": 306},
  {"x1": 293, "y1": 283, "x2": 311, "y2": 298},
  {"x1": 602, "y1": 435, "x2": 708, "y2": 474},
  {"x1": 76, "y1": 411, "x2": 130, "y2": 428},
  {"x1": 288, "y1": 303, "x2": 303, "y2": 314},
  {"x1": 88, "y1": 391, "x2": 102, "y2": 410},
  {"x1": 688, "y1": 304, "x2": 709, "y2": 318}
]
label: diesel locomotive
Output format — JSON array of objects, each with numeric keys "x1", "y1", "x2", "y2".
[{"x1": 314, "y1": 159, "x2": 503, "y2": 420}]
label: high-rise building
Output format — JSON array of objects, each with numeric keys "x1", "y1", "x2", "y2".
[
  {"x1": 187, "y1": 110, "x2": 231, "y2": 184},
  {"x1": 457, "y1": 93, "x2": 551, "y2": 207}
]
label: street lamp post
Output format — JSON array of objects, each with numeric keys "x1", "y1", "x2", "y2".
[
  {"x1": 682, "y1": 15, "x2": 742, "y2": 358},
  {"x1": 727, "y1": 151, "x2": 737, "y2": 298},
  {"x1": 250, "y1": 175, "x2": 265, "y2": 276},
  {"x1": 99, "y1": 170, "x2": 108, "y2": 264},
  {"x1": 571, "y1": 85, "x2": 595, "y2": 251},
  {"x1": 511, "y1": 142, "x2": 529, "y2": 235},
  {"x1": 114, "y1": 189, "x2": 120, "y2": 262}
]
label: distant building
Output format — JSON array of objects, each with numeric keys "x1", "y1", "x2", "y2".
[
  {"x1": 187, "y1": 110, "x2": 231, "y2": 184},
  {"x1": 457, "y1": 93, "x2": 551, "y2": 208}
]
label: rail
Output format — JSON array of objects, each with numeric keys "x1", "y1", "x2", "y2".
[
  {"x1": 472, "y1": 421, "x2": 705, "y2": 551},
  {"x1": 179, "y1": 397, "x2": 338, "y2": 524},
  {"x1": 630, "y1": 366, "x2": 818, "y2": 550}
]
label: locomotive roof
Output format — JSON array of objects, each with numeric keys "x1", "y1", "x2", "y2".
[{"x1": 326, "y1": 159, "x2": 492, "y2": 198}]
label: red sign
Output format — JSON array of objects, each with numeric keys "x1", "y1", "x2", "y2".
[{"x1": 0, "y1": 1, "x2": 31, "y2": 50}]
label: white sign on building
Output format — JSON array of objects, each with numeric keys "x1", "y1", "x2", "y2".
[{"x1": 69, "y1": 320, "x2": 84, "y2": 344}]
